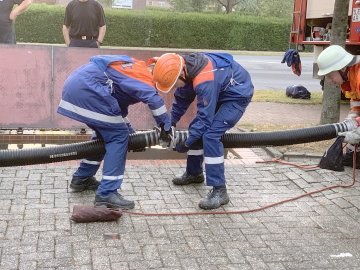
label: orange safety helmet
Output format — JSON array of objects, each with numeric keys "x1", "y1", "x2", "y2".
[{"x1": 152, "y1": 53, "x2": 185, "y2": 93}]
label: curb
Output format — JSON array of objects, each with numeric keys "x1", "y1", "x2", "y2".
[
  {"x1": 264, "y1": 146, "x2": 323, "y2": 160},
  {"x1": 17, "y1": 43, "x2": 315, "y2": 57}
]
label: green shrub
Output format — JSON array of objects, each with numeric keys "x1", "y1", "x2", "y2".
[
  {"x1": 16, "y1": 4, "x2": 65, "y2": 43},
  {"x1": 16, "y1": 4, "x2": 291, "y2": 51}
]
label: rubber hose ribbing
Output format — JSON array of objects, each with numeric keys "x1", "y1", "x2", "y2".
[
  {"x1": 0, "y1": 122, "x2": 349, "y2": 167},
  {"x1": 0, "y1": 131, "x2": 158, "y2": 167}
]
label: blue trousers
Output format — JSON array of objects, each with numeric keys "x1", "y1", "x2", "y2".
[
  {"x1": 186, "y1": 99, "x2": 251, "y2": 187},
  {"x1": 73, "y1": 124, "x2": 129, "y2": 196}
]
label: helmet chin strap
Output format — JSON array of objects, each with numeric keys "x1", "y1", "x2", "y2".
[
  {"x1": 339, "y1": 68, "x2": 349, "y2": 82},
  {"x1": 181, "y1": 67, "x2": 191, "y2": 84}
]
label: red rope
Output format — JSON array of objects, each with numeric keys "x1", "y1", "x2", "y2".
[{"x1": 123, "y1": 147, "x2": 357, "y2": 217}]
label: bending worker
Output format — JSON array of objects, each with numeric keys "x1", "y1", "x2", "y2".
[
  {"x1": 57, "y1": 55, "x2": 172, "y2": 209},
  {"x1": 317, "y1": 45, "x2": 360, "y2": 168},
  {"x1": 152, "y1": 52, "x2": 254, "y2": 210}
]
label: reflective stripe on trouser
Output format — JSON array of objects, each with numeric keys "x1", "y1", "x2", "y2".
[
  {"x1": 71, "y1": 124, "x2": 129, "y2": 196},
  {"x1": 203, "y1": 100, "x2": 248, "y2": 187},
  {"x1": 93, "y1": 124, "x2": 129, "y2": 196},
  {"x1": 73, "y1": 131, "x2": 104, "y2": 177},
  {"x1": 186, "y1": 149, "x2": 204, "y2": 176}
]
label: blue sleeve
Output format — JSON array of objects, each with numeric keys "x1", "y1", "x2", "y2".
[
  {"x1": 186, "y1": 81, "x2": 219, "y2": 147},
  {"x1": 171, "y1": 85, "x2": 196, "y2": 125}
]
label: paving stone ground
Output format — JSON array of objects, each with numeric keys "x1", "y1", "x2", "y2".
[
  {"x1": 1, "y1": 147, "x2": 360, "y2": 270},
  {"x1": 1, "y1": 102, "x2": 359, "y2": 270},
  {"x1": 241, "y1": 102, "x2": 350, "y2": 127}
]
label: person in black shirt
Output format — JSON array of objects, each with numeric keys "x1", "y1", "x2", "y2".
[
  {"x1": 0, "y1": 0, "x2": 32, "y2": 44},
  {"x1": 62, "y1": 0, "x2": 106, "y2": 48}
]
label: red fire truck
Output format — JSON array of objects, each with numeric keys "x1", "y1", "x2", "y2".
[{"x1": 290, "y1": 0, "x2": 360, "y2": 77}]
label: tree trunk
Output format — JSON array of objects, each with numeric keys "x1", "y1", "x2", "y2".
[
  {"x1": 320, "y1": 0, "x2": 350, "y2": 124},
  {"x1": 226, "y1": 0, "x2": 232, "y2": 13},
  {"x1": 320, "y1": 80, "x2": 342, "y2": 124}
]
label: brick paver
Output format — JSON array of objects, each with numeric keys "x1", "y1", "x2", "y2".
[{"x1": 1, "y1": 148, "x2": 360, "y2": 270}]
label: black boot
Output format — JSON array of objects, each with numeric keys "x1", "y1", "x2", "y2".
[
  {"x1": 198, "y1": 187, "x2": 229, "y2": 210},
  {"x1": 70, "y1": 176, "x2": 100, "y2": 192},
  {"x1": 172, "y1": 171, "x2": 204, "y2": 185},
  {"x1": 342, "y1": 150, "x2": 360, "y2": 169},
  {"x1": 94, "y1": 192, "x2": 135, "y2": 209}
]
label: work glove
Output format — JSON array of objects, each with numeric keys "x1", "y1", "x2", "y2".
[
  {"x1": 174, "y1": 138, "x2": 189, "y2": 153},
  {"x1": 126, "y1": 123, "x2": 136, "y2": 134},
  {"x1": 159, "y1": 124, "x2": 176, "y2": 149},
  {"x1": 346, "y1": 111, "x2": 360, "y2": 121},
  {"x1": 339, "y1": 127, "x2": 360, "y2": 145},
  {"x1": 175, "y1": 143, "x2": 189, "y2": 153},
  {"x1": 342, "y1": 113, "x2": 360, "y2": 133}
]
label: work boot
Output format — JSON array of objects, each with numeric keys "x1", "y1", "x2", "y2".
[
  {"x1": 70, "y1": 176, "x2": 100, "y2": 192},
  {"x1": 198, "y1": 187, "x2": 230, "y2": 210},
  {"x1": 94, "y1": 192, "x2": 135, "y2": 209},
  {"x1": 342, "y1": 150, "x2": 360, "y2": 169},
  {"x1": 172, "y1": 171, "x2": 204, "y2": 185}
]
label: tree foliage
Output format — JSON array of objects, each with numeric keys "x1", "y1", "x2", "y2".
[
  {"x1": 169, "y1": 0, "x2": 209, "y2": 12},
  {"x1": 168, "y1": 0, "x2": 292, "y2": 17},
  {"x1": 235, "y1": 0, "x2": 292, "y2": 17},
  {"x1": 216, "y1": 0, "x2": 241, "y2": 14}
]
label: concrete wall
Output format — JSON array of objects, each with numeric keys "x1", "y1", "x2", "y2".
[{"x1": 0, "y1": 44, "x2": 196, "y2": 130}]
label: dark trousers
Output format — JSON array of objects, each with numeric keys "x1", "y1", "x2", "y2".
[
  {"x1": 0, "y1": 23, "x2": 16, "y2": 44},
  {"x1": 69, "y1": 39, "x2": 98, "y2": 48}
]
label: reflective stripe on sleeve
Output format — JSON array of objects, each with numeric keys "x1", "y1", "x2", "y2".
[
  {"x1": 350, "y1": 101, "x2": 360, "y2": 108},
  {"x1": 188, "y1": 149, "x2": 204, "y2": 156},
  {"x1": 151, "y1": 105, "x2": 167, "y2": 116},
  {"x1": 59, "y1": 99, "x2": 124, "y2": 124},
  {"x1": 204, "y1": 156, "x2": 224, "y2": 165}
]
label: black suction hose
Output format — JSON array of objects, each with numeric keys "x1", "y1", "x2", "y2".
[
  {"x1": 0, "y1": 120, "x2": 354, "y2": 167},
  {"x1": 219, "y1": 124, "x2": 338, "y2": 147},
  {"x1": 0, "y1": 131, "x2": 158, "y2": 167}
]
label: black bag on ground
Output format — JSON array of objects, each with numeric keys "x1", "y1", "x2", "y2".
[
  {"x1": 319, "y1": 136, "x2": 344, "y2": 171},
  {"x1": 71, "y1": 205, "x2": 122, "y2": 223},
  {"x1": 286, "y1": 85, "x2": 311, "y2": 99}
]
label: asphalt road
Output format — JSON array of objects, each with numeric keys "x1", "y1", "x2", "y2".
[{"x1": 233, "y1": 54, "x2": 322, "y2": 92}]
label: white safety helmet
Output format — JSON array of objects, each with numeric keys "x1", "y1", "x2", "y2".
[{"x1": 317, "y1": 45, "x2": 354, "y2": 76}]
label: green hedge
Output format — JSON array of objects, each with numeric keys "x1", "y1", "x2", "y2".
[{"x1": 16, "y1": 4, "x2": 291, "y2": 51}]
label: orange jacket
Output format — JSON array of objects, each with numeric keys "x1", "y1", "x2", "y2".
[{"x1": 341, "y1": 63, "x2": 360, "y2": 112}]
